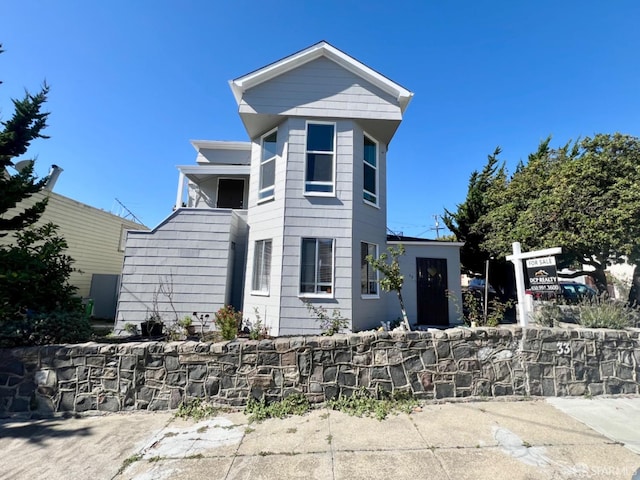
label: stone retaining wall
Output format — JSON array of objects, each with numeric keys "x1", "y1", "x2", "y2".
[{"x1": 1, "y1": 327, "x2": 639, "y2": 415}]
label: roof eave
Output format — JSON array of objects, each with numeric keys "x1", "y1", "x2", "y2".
[{"x1": 190, "y1": 140, "x2": 252, "y2": 153}]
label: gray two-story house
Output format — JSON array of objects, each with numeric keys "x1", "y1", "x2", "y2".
[{"x1": 115, "y1": 42, "x2": 463, "y2": 335}]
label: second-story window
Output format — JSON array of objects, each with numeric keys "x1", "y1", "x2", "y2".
[
  {"x1": 305, "y1": 123, "x2": 335, "y2": 195},
  {"x1": 363, "y1": 134, "x2": 378, "y2": 205},
  {"x1": 259, "y1": 129, "x2": 277, "y2": 201}
]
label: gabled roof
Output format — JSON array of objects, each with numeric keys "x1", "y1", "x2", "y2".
[{"x1": 229, "y1": 41, "x2": 414, "y2": 114}]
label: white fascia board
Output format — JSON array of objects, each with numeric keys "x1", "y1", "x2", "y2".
[
  {"x1": 190, "y1": 140, "x2": 251, "y2": 153},
  {"x1": 177, "y1": 165, "x2": 251, "y2": 176},
  {"x1": 387, "y1": 240, "x2": 465, "y2": 247},
  {"x1": 230, "y1": 41, "x2": 414, "y2": 113}
]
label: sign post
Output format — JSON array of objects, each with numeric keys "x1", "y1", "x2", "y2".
[{"x1": 506, "y1": 242, "x2": 562, "y2": 327}]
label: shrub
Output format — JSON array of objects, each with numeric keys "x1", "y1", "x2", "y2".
[
  {"x1": 303, "y1": 300, "x2": 349, "y2": 335},
  {"x1": 214, "y1": 305, "x2": 242, "y2": 340},
  {"x1": 246, "y1": 307, "x2": 270, "y2": 340},
  {"x1": 533, "y1": 303, "x2": 566, "y2": 327},
  {"x1": 577, "y1": 298, "x2": 637, "y2": 329},
  {"x1": 0, "y1": 308, "x2": 92, "y2": 347},
  {"x1": 450, "y1": 290, "x2": 513, "y2": 326}
]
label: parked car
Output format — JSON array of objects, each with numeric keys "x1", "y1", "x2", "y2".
[
  {"x1": 558, "y1": 282, "x2": 597, "y2": 304},
  {"x1": 467, "y1": 278, "x2": 496, "y2": 294},
  {"x1": 527, "y1": 282, "x2": 597, "y2": 304}
]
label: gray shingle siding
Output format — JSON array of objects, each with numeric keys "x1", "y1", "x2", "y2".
[
  {"x1": 115, "y1": 209, "x2": 248, "y2": 331},
  {"x1": 239, "y1": 57, "x2": 401, "y2": 121}
]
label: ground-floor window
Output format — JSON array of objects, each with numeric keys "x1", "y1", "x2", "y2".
[
  {"x1": 300, "y1": 237, "x2": 334, "y2": 294},
  {"x1": 361, "y1": 242, "x2": 378, "y2": 296},
  {"x1": 252, "y1": 239, "x2": 272, "y2": 293}
]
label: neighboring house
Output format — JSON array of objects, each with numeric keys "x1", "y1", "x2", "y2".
[
  {"x1": 1, "y1": 185, "x2": 147, "y2": 319},
  {"x1": 115, "y1": 41, "x2": 463, "y2": 335}
]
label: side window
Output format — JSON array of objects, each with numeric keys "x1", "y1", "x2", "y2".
[
  {"x1": 259, "y1": 130, "x2": 277, "y2": 201},
  {"x1": 252, "y1": 239, "x2": 272, "y2": 293},
  {"x1": 300, "y1": 238, "x2": 334, "y2": 294},
  {"x1": 305, "y1": 123, "x2": 335, "y2": 195},
  {"x1": 361, "y1": 242, "x2": 378, "y2": 296},
  {"x1": 363, "y1": 135, "x2": 378, "y2": 205}
]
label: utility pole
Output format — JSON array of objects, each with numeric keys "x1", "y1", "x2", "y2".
[{"x1": 431, "y1": 214, "x2": 442, "y2": 239}]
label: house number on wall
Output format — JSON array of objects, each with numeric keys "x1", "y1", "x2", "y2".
[{"x1": 556, "y1": 342, "x2": 571, "y2": 355}]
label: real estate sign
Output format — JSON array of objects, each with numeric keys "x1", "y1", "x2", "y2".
[{"x1": 525, "y1": 256, "x2": 559, "y2": 293}]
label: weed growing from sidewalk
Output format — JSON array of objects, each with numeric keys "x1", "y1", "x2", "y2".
[
  {"x1": 327, "y1": 388, "x2": 418, "y2": 421},
  {"x1": 245, "y1": 393, "x2": 310, "y2": 422},
  {"x1": 175, "y1": 398, "x2": 220, "y2": 421},
  {"x1": 117, "y1": 454, "x2": 142, "y2": 475}
]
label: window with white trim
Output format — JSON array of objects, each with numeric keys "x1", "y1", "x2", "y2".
[
  {"x1": 300, "y1": 238, "x2": 334, "y2": 294},
  {"x1": 363, "y1": 135, "x2": 378, "y2": 205},
  {"x1": 259, "y1": 130, "x2": 277, "y2": 201},
  {"x1": 252, "y1": 239, "x2": 272, "y2": 293},
  {"x1": 361, "y1": 242, "x2": 378, "y2": 295},
  {"x1": 305, "y1": 123, "x2": 335, "y2": 194}
]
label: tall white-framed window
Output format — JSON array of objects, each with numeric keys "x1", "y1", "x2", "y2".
[
  {"x1": 252, "y1": 239, "x2": 272, "y2": 294},
  {"x1": 305, "y1": 122, "x2": 335, "y2": 195},
  {"x1": 300, "y1": 238, "x2": 334, "y2": 295},
  {"x1": 361, "y1": 242, "x2": 379, "y2": 296},
  {"x1": 259, "y1": 129, "x2": 277, "y2": 201},
  {"x1": 363, "y1": 134, "x2": 378, "y2": 206}
]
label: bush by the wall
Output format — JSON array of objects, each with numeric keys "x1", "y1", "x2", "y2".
[
  {"x1": 0, "y1": 309, "x2": 92, "y2": 347},
  {"x1": 577, "y1": 298, "x2": 637, "y2": 329}
]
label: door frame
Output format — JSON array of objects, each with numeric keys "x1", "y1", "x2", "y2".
[{"x1": 416, "y1": 257, "x2": 449, "y2": 326}]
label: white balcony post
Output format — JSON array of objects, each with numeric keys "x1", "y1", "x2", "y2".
[{"x1": 175, "y1": 171, "x2": 185, "y2": 210}]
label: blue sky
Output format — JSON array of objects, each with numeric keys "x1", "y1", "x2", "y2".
[{"x1": 3, "y1": 1, "x2": 639, "y2": 236}]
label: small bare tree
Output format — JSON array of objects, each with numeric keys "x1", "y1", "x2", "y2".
[{"x1": 367, "y1": 244, "x2": 411, "y2": 331}]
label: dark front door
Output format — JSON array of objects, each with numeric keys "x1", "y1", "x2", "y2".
[
  {"x1": 217, "y1": 179, "x2": 244, "y2": 209},
  {"x1": 416, "y1": 257, "x2": 449, "y2": 326}
]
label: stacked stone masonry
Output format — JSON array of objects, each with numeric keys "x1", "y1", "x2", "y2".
[{"x1": 1, "y1": 327, "x2": 639, "y2": 415}]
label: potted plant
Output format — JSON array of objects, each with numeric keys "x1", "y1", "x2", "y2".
[
  {"x1": 178, "y1": 315, "x2": 196, "y2": 336},
  {"x1": 141, "y1": 314, "x2": 164, "y2": 337}
]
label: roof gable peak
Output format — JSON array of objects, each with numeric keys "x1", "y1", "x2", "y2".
[{"x1": 229, "y1": 41, "x2": 413, "y2": 113}]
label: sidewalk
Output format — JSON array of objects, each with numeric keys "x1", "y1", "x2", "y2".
[{"x1": 1, "y1": 397, "x2": 639, "y2": 480}]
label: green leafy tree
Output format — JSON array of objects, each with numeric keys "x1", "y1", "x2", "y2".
[
  {"x1": 442, "y1": 148, "x2": 514, "y2": 297},
  {"x1": 367, "y1": 244, "x2": 411, "y2": 330},
  {"x1": 0, "y1": 223, "x2": 78, "y2": 314},
  {"x1": 461, "y1": 133, "x2": 640, "y2": 296},
  {"x1": 443, "y1": 147, "x2": 503, "y2": 276}
]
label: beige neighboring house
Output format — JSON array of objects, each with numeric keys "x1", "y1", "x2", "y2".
[{"x1": 2, "y1": 187, "x2": 147, "y2": 319}]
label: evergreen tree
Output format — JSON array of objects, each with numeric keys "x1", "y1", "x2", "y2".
[
  {"x1": 443, "y1": 147, "x2": 503, "y2": 276},
  {"x1": 0, "y1": 44, "x2": 50, "y2": 236},
  {"x1": 0, "y1": 44, "x2": 88, "y2": 346}
]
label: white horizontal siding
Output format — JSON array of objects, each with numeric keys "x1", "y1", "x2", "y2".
[
  {"x1": 241, "y1": 121, "x2": 289, "y2": 334},
  {"x1": 0, "y1": 191, "x2": 147, "y2": 298},
  {"x1": 387, "y1": 243, "x2": 463, "y2": 327},
  {"x1": 115, "y1": 209, "x2": 248, "y2": 331},
  {"x1": 239, "y1": 57, "x2": 402, "y2": 121},
  {"x1": 197, "y1": 147, "x2": 250, "y2": 165}
]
